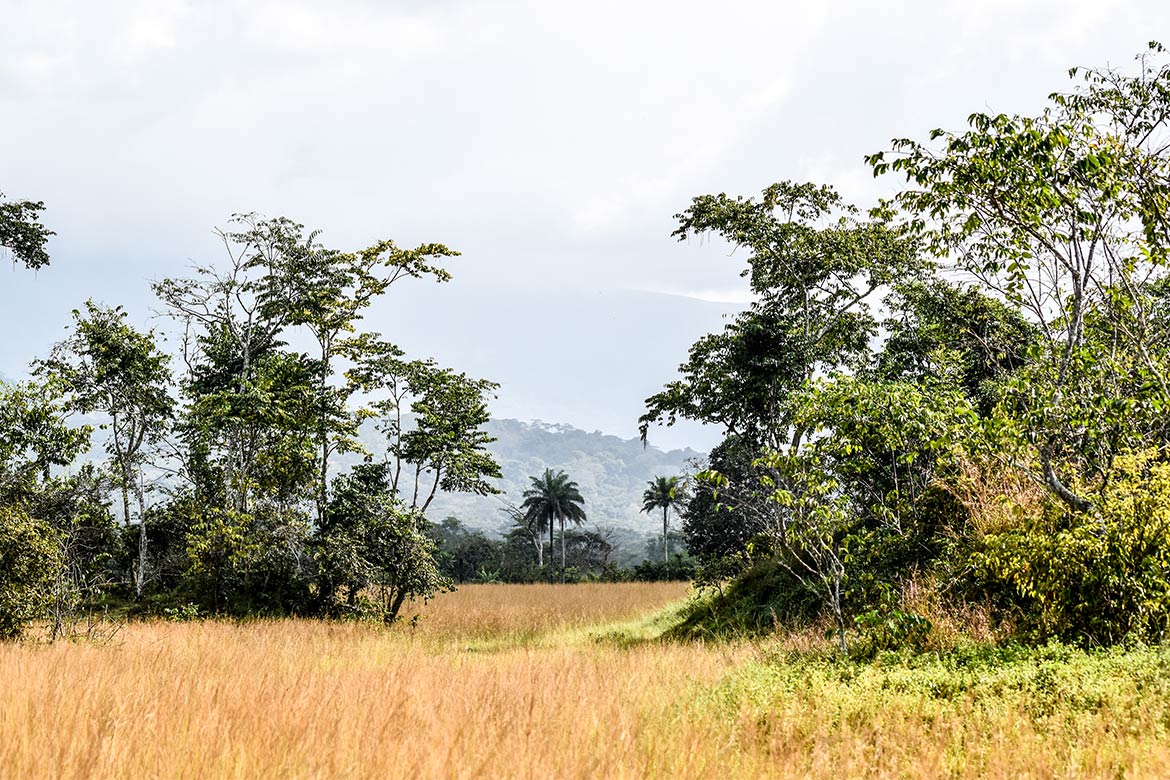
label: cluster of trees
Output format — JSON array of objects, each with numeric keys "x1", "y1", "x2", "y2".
[
  {"x1": 644, "y1": 44, "x2": 1170, "y2": 649},
  {"x1": 423, "y1": 471, "x2": 696, "y2": 586},
  {"x1": 1, "y1": 211, "x2": 504, "y2": 637}
]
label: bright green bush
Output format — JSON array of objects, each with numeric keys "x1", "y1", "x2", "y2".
[{"x1": 0, "y1": 505, "x2": 61, "y2": 639}]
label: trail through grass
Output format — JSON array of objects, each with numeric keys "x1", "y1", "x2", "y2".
[{"x1": 2, "y1": 582, "x2": 1170, "y2": 779}]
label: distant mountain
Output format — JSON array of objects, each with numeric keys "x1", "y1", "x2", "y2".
[{"x1": 359, "y1": 417, "x2": 704, "y2": 539}]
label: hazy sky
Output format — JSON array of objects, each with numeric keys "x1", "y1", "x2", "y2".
[{"x1": 3, "y1": 0, "x2": 1169, "y2": 449}]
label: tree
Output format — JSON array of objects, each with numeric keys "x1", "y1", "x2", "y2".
[
  {"x1": 503, "y1": 502, "x2": 545, "y2": 568},
  {"x1": 641, "y1": 181, "x2": 921, "y2": 453},
  {"x1": 0, "y1": 380, "x2": 91, "y2": 505},
  {"x1": 251, "y1": 216, "x2": 457, "y2": 523},
  {"x1": 0, "y1": 380, "x2": 98, "y2": 640},
  {"x1": 681, "y1": 435, "x2": 768, "y2": 566},
  {"x1": 872, "y1": 279, "x2": 1037, "y2": 415},
  {"x1": 154, "y1": 221, "x2": 307, "y2": 515},
  {"x1": 427, "y1": 516, "x2": 501, "y2": 583},
  {"x1": 867, "y1": 42, "x2": 1170, "y2": 512},
  {"x1": 641, "y1": 475, "x2": 688, "y2": 562},
  {"x1": 0, "y1": 191, "x2": 53, "y2": 270},
  {"x1": 345, "y1": 335, "x2": 502, "y2": 513},
  {"x1": 316, "y1": 463, "x2": 449, "y2": 620},
  {"x1": 36, "y1": 301, "x2": 173, "y2": 599},
  {"x1": 520, "y1": 469, "x2": 587, "y2": 583}
]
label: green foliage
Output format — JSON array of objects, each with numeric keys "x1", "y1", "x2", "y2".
[
  {"x1": 851, "y1": 608, "x2": 933, "y2": 660},
  {"x1": 973, "y1": 449, "x2": 1170, "y2": 645},
  {"x1": 641, "y1": 475, "x2": 688, "y2": 562},
  {"x1": 0, "y1": 191, "x2": 53, "y2": 270},
  {"x1": 36, "y1": 300, "x2": 173, "y2": 599},
  {"x1": 632, "y1": 553, "x2": 696, "y2": 582},
  {"x1": 669, "y1": 558, "x2": 822, "y2": 640},
  {"x1": 0, "y1": 380, "x2": 91, "y2": 504},
  {"x1": 427, "y1": 516, "x2": 501, "y2": 584},
  {"x1": 316, "y1": 463, "x2": 451, "y2": 622},
  {"x1": 0, "y1": 505, "x2": 61, "y2": 639},
  {"x1": 641, "y1": 181, "x2": 922, "y2": 451},
  {"x1": 873, "y1": 279, "x2": 1036, "y2": 415},
  {"x1": 868, "y1": 43, "x2": 1170, "y2": 514},
  {"x1": 681, "y1": 436, "x2": 765, "y2": 564},
  {"x1": 521, "y1": 468, "x2": 587, "y2": 582}
]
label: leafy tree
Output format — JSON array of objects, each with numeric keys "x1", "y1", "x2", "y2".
[
  {"x1": 0, "y1": 380, "x2": 91, "y2": 504},
  {"x1": 250, "y1": 215, "x2": 457, "y2": 522},
  {"x1": 428, "y1": 516, "x2": 501, "y2": 583},
  {"x1": 502, "y1": 502, "x2": 545, "y2": 569},
  {"x1": 641, "y1": 181, "x2": 921, "y2": 452},
  {"x1": 873, "y1": 279, "x2": 1036, "y2": 415},
  {"x1": 36, "y1": 301, "x2": 173, "y2": 598},
  {"x1": 346, "y1": 335, "x2": 502, "y2": 513},
  {"x1": 681, "y1": 436, "x2": 767, "y2": 566},
  {"x1": 640, "y1": 475, "x2": 688, "y2": 562},
  {"x1": 155, "y1": 223, "x2": 308, "y2": 514},
  {"x1": 520, "y1": 469, "x2": 587, "y2": 583},
  {"x1": 560, "y1": 527, "x2": 617, "y2": 578},
  {"x1": 317, "y1": 463, "x2": 449, "y2": 620},
  {"x1": 867, "y1": 42, "x2": 1170, "y2": 512},
  {"x1": 0, "y1": 191, "x2": 53, "y2": 270}
]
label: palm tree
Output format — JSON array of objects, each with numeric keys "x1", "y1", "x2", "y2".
[
  {"x1": 641, "y1": 475, "x2": 688, "y2": 563},
  {"x1": 520, "y1": 468, "x2": 587, "y2": 583}
]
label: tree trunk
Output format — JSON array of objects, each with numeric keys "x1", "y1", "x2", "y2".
[
  {"x1": 548, "y1": 520, "x2": 554, "y2": 575},
  {"x1": 318, "y1": 343, "x2": 330, "y2": 526},
  {"x1": 135, "y1": 480, "x2": 148, "y2": 600},
  {"x1": 535, "y1": 531, "x2": 543, "y2": 567},
  {"x1": 387, "y1": 586, "x2": 409, "y2": 623},
  {"x1": 560, "y1": 516, "x2": 566, "y2": 584},
  {"x1": 663, "y1": 506, "x2": 669, "y2": 563}
]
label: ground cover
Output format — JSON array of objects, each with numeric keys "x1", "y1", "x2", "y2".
[{"x1": 2, "y1": 582, "x2": 1168, "y2": 779}]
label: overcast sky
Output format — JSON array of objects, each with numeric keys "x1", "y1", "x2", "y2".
[{"x1": 2, "y1": 0, "x2": 1169, "y2": 449}]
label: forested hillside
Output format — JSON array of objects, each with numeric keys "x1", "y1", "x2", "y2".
[{"x1": 361, "y1": 418, "x2": 700, "y2": 536}]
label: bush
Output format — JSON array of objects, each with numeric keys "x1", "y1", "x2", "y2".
[
  {"x1": 972, "y1": 449, "x2": 1170, "y2": 645},
  {"x1": 668, "y1": 557, "x2": 822, "y2": 639},
  {"x1": 0, "y1": 505, "x2": 61, "y2": 639},
  {"x1": 633, "y1": 553, "x2": 696, "y2": 582}
]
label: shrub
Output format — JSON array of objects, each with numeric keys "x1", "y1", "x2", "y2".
[
  {"x1": 668, "y1": 557, "x2": 822, "y2": 639},
  {"x1": 632, "y1": 554, "x2": 696, "y2": 582},
  {"x1": 973, "y1": 448, "x2": 1170, "y2": 645},
  {"x1": 0, "y1": 505, "x2": 61, "y2": 639}
]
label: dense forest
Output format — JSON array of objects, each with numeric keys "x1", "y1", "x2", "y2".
[{"x1": 5, "y1": 43, "x2": 1170, "y2": 655}]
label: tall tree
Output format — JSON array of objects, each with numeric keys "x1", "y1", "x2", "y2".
[
  {"x1": 866, "y1": 42, "x2": 1170, "y2": 512},
  {"x1": 0, "y1": 191, "x2": 53, "y2": 270},
  {"x1": 255, "y1": 219, "x2": 457, "y2": 523},
  {"x1": 345, "y1": 334, "x2": 501, "y2": 513},
  {"x1": 36, "y1": 302, "x2": 173, "y2": 598},
  {"x1": 641, "y1": 475, "x2": 688, "y2": 562},
  {"x1": 520, "y1": 469, "x2": 587, "y2": 582},
  {"x1": 641, "y1": 181, "x2": 921, "y2": 453}
]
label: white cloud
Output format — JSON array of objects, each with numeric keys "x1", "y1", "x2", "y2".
[{"x1": 4, "y1": 0, "x2": 1170, "y2": 437}]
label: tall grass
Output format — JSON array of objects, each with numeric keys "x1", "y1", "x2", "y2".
[{"x1": 2, "y1": 582, "x2": 1169, "y2": 779}]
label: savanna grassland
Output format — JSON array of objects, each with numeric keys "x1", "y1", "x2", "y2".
[{"x1": 3, "y1": 582, "x2": 1170, "y2": 780}]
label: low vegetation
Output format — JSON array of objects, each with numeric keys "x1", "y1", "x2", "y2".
[{"x1": 4, "y1": 584, "x2": 1170, "y2": 779}]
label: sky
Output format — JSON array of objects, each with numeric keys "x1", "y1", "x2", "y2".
[{"x1": 2, "y1": 0, "x2": 1169, "y2": 450}]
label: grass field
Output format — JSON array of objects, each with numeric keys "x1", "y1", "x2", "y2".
[{"x1": 3, "y1": 582, "x2": 1170, "y2": 779}]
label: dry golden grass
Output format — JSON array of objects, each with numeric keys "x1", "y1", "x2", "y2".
[
  {"x1": 941, "y1": 455, "x2": 1048, "y2": 536},
  {"x1": 397, "y1": 581, "x2": 689, "y2": 644},
  {"x1": 2, "y1": 581, "x2": 1170, "y2": 779}
]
